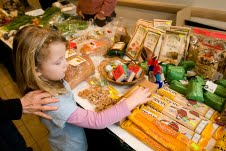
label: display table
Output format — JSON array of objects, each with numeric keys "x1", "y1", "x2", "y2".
[
  {"x1": 72, "y1": 56, "x2": 153, "y2": 151},
  {"x1": 73, "y1": 57, "x2": 152, "y2": 151}
]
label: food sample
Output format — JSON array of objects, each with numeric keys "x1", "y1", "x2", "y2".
[{"x1": 78, "y1": 85, "x2": 119, "y2": 112}]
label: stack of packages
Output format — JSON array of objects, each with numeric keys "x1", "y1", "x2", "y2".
[
  {"x1": 121, "y1": 85, "x2": 226, "y2": 150},
  {"x1": 125, "y1": 19, "x2": 191, "y2": 66}
]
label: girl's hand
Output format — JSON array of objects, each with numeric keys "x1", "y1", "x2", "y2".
[
  {"x1": 125, "y1": 87, "x2": 151, "y2": 110},
  {"x1": 21, "y1": 90, "x2": 59, "y2": 119}
]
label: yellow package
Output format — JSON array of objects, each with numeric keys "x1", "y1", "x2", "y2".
[
  {"x1": 149, "y1": 94, "x2": 225, "y2": 140},
  {"x1": 157, "y1": 87, "x2": 219, "y2": 122},
  {"x1": 128, "y1": 109, "x2": 203, "y2": 151},
  {"x1": 140, "y1": 105, "x2": 216, "y2": 150},
  {"x1": 213, "y1": 132, "x2": 226, "y2": 151},
  {"x1": 121, "y1": 120, "x2": 168, "y2": 151},
  {"x1": 148, "y1": 94, "x2": 203, "y2": 131}
]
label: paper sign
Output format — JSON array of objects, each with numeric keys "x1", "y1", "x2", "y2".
[{"x1": 204, "y1": 80, "x2": 217, "y2": 93}]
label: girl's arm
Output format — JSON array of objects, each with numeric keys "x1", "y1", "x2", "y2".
[
  {"x1": 67, "y1": 88, "x2": 150, "y2": 129},
  {"x1": 67, "y1": 100, "x2": 130, "y2": 129}
]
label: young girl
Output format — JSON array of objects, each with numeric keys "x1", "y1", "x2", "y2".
[{"x1": 13, "y1": 25, "x2": 151, "y2": 151}]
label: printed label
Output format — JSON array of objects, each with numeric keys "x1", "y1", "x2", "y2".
[
  {"x1": 204, "y1": 81, "x2": 217, "y2": 93},
  {"x1": 205, "y1": 109, "x2": 215, "y2": 119},
  {"x1": 195, "y1": 120, "x2": 208, "y2": 134}
]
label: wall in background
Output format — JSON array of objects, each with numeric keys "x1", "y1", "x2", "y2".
[{"x1": 148, "y1": 0, "x2": 226, "y2": 11}]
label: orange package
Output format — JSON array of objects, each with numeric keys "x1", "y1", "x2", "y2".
[
  {"x1": 213, "y1": 132, "x2": 226, "y2": 151},
  {"x1": 121, "y1": 120, "x2": 168, "y2": 151},
  {"x1": 128, "y1": 109, "x2": 203, "y2": 151},
  {"x1": 79, "y1": 39, "x2": 111, "y2": 56},
  {"x1": 140, "y1": 105, "x2": 216, "y2": 150},
  {"x1": 148, "y1": 93, "x2": 225, "y2": 141}
]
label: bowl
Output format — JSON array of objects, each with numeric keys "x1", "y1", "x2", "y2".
[{"x1": 98, "y1": 57, "x2": 145, "y2": 85}]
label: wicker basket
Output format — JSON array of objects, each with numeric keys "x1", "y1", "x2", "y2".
[{"x1": 98, "y1": 57, "x2": 145, "y2": 85}]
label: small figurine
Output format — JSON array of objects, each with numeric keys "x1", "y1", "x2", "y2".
[{"x1": 147, "y1": 56, "x2": 164, "y2": 88}]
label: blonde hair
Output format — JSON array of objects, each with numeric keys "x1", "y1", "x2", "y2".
[{"x1": 13, "y1": 25, "x2": 68, "y2": 95}]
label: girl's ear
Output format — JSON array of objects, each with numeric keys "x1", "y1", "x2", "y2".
[{"x1": 35, "y1": 67, "x2": 42, "y2": 76}]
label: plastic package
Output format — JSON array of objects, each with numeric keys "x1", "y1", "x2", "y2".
[
  {"x1": 121, "y1": 120, "x2": 168, "y2": 151},
  {"x1": 157, "y1": 87, "x2": 219, "y2": 122},
  {"x1": 148, "y1": 94, "x2": 225, "y2": 140},
  {"x1": 195, "y1": 47, "x2": 219, "y2": 80},
  {"x1": 216, "y1": 79, "x2": 226, "y2": 88},
  {"x1": 166, "y1": 66, "x2": 186, "y2": 82},
  {"x1": 204, "y1": 91, "x2": 226, "y2": 112},
  {"x1": 213, "y1": 132, "x2": 226, "y2": 151},
  {"x1": 186, "y1": 79, "x2": 204, "y2": 102},
  {"x1": 79, "y1": 38, "x2": 112, "y2": 56},
  {"x1": 128, "y1": 109, "x2": 203, "y2": 151},
  {"x1": 64, "y1": 55, "x2": 95, "y2": 89},
  {"x1": 140, "y1": 105, "x2": 216, "y2": 150},
  {"x1": 169, "y1": 80, "x2": 187, "y2": 95}
]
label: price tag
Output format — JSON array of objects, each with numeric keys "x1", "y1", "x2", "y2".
[{"x1": 204, "y1": 81, "x2": 217, "y2": 93}]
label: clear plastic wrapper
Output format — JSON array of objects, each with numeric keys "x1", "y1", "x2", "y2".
[
  {"x1": 79, "y1": 38, "x2": 112, "y2": 56},
  {"x1": 64, "y1": 55, "x2": 95, "y2": 89},
  {"x1": 186, "y1": 79, "x2": 204, "y2": 102},
  {"x1": 195, "y1": 47, "x2": 219, "y2": 80}
]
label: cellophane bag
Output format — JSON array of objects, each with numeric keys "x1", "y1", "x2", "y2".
[
  {"x1": 64, "y1": 55, "x2": 95, "y2": 89},
  {"x1": 186, "y1": 78, "x2": 204, "y2": 102}
]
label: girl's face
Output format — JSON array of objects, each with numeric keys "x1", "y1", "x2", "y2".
[{"x1": 36, "y1": 42, "x2": 68, "y2": 81}]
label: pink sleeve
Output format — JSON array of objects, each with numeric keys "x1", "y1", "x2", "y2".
[
  {"x1": 67, "y1": 100, "x2": 131, "y2": 129},
  {"x1": 99, "y1": 0, "x2": 117, "y2": 16}
]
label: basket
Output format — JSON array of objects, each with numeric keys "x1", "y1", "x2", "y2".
[{"x1": 98, "y1": 57, "x2": 145, "y2": 85}]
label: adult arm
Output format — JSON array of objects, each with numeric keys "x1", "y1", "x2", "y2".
[
  {"x1": 0, "y1": 98, "x2": 22, "y2": 120},
  {"x1": 0, "y1": 90, "x2": 58, "y2": 120}
]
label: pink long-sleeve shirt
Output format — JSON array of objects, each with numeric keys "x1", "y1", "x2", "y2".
[
  {"x1": 77, "y1": 0, "x2": 117, "y2": 17},
  {"x1": 67, "y1": 100, "x2": 130, "y2": 129}
]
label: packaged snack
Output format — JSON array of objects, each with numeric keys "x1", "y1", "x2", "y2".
[
  {"x1": 121, "y1": 120, "x2": 168, "y2": 151},
  {"x1": 169, "y1": 80, "x2": 187, "y2": 96},
  {"x1": 204, "y1": 91, "x2": 226, "y2": 112},
  {"x1": 140, "y1": 105, "x2": 216, "y2": 150},
  {"x1": 126, "y1": 25, "x2": 148, "y2": 60},
  {"x1": 141, "y1": 27, "x2": 164, "y2": 61},
  {"x1": 213, "y1": 132, "x2": 226, "y2": 151},
  {"x1": 158, "y1": 30, "x2": 187, "y2": 65},
  {"x1": 215, "y1": 84, "x2": 226, "y2": 98},
  {"x1": 166, "y1": 66, "x2": 186, "y2": 82},
  {"x1": 179, "y1": 60, "x2": 196, "y2": 71},
  {"x1": 153, "y1": 19, "x2": 172, "y2": 31},
  {"x1": 217, "y1": 103, "x2": 226, "y2": 125},
  {"x1": 148, "y1": 94, "x2": 225, "y2": 140},
  {"x1": 186, "y1": 79, "x2": 204, "y2": 102},
  {"x1": 128, "y1": 109, "x2": 203, "y2": 151},
  {"x1": 157, "y1": 87, "x2": 219, "y2": 122},
  {"x1": 195, "y1": 46, "x2": 219, "y2": 80},
  {"x1": 64, "y1": 55, "x2": 95, "y2": 89},
  {"x1": 216, "y1": 79, "x2": 226, "y2": 88},
  {"x1": 78, "y1": 85, "x2": 119, "y2": 112},
  {"x1": 107, "y1": 42, "x2": 126, "y2": 57},
  {"x1": 135, "y1": 19, "x2": 153, "y2": 32},
  {"x1": 148, "y1": 94, "x2": 204, "y2": 131},
  {"x1": 79, "y1": 39, "x2": 112, "y2": 56},
  {"x1": 170, "y1": 26, "x2": 191, "y2": 59}
]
